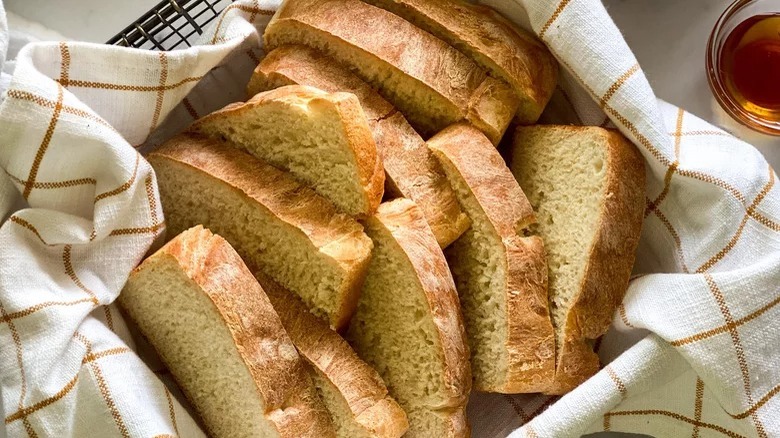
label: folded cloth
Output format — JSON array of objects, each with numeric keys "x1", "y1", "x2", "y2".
[
  {"x1": 0, "y1": 1, "x2": 269, "y2": 436},
  {"x1": 0, "y1": 1, "x2": 778, "y2": 437}
]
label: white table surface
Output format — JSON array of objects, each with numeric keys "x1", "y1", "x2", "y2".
[{"x1": 2, "y1": 1, "x2": 776, "y2": 438}]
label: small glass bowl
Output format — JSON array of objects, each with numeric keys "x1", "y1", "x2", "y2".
[{"x1": 707, "y1": 0, "x2": 780, "y2": 136}]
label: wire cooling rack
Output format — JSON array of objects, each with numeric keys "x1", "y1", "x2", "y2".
[{"x1": 107, "y1": 0, "x2": 234, "y2": 50}]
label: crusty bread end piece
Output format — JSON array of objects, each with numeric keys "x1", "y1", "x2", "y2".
[
  {"x1": 362, "y1": 0, "x2": 558, "y2": 124},
  {"x1": 119, "y1": 226, "x2": 335, "y2": 438},
  {"x1": 264, "y1": 0, "x2": 519, "y2": 144},
  {"x1": 192, "y1": 85, "x2": 384, "y2": 217},
  {"x1": 428, "y1": 123, "x2": 555, "y2": 393},
  {"x1": 509, "y1": 126, "x2": 645, "y2": 394},
  {"x1": 248, "y1": 45, "x2": 470, "y2": 247},
  {"x1": 148, "y1": 134, "x2": 373, "y2": 330},
  {"x1": 347, "y1": 199, "x2": 471, "y2": 437},
  {"x1": 257, "y1": 272, "x2": 409, "y2": 438}
]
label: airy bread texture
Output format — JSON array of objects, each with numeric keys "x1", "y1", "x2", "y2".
[
  {"x1": 347, "y1": 199, "x2": 471, "y2": 438},
  {"x1": 509, "y1": 126, "x2": 645, "y2": 394},
  {"x1": 361, "y1": 0, "x2": 558, "y2": 124},
  {"x1": 148, "y1": 134, "x2": 373, "y2": 330},
  {"x1": 263, "y1": 0, "x2": 519, "y2": 144},
  {"x1": 192, "y1": 85, "x2": 384, "y2": 217},
  {"x1": 257, "y1": 272, "x2": 409, "y2": 438},
  {"x1": 119, "y1": 226, "x2": 335, "y2": 438},
  {"x1": 428, "y1": 123, "x2": 554, "y2": 393},
  {"x1": 248, "y1": 45, "x2": 470, "y2": 247}
]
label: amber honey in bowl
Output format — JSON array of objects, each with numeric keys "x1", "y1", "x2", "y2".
[
  {"x1": 720, "y1": 14, "x2": 780, "y2": 116},
  {"x1": 708, "y1": 1, "x2": 780, "y2": 135}
]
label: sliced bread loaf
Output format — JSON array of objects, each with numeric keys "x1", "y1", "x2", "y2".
[
  {"x1": 361, "y1": 0, "x2": 558, "y2": 124},
  {"x1": 248, "y1": 45, "x2": 470, "y2": 247},
  {"x1": 428, "y1": 123, "x2": 554, "y2": 393},
  {"x1": 148, "y1": 134, "x2": 373, "y2": 330},
  {"x1": 509, "y1": 126, "x2": 645, "y2": 394},
  {"x1": 192, "y1": 85, "x2": 383, "y2": 217},
  {"x1": 119, "y1": 226, "x2": 335, "y2": 438},
  {"x1": 347, "y1": 199, "x2": 471, "y2": 437},
  {"x1": 257, "y1": 272, "x2": 409, "y2": 438},
  {"x1": 263, "y1": 0, "x2": 519, "y2": 144},
  {"x1": 247, "y1": 45, "x2": 391, "y2": 123}
]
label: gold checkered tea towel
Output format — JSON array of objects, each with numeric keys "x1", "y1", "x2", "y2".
[{"x1": 0, "y1": 0, "x2": 778, "y2": 437}]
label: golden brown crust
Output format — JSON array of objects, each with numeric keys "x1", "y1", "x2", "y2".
[
  {"x1": 257, "y1": 272, "x2": 409, "y2": 438},
  {"x1": 148, "y1": 134, "x2": 373, "y2": 330},
  {"x1": 330, "y1": 91, "x2": 385, "y2": 217},
  {"x1": 192, "y1": 85, "x2": 384, "y2": 217},
  {"x1": 467, "y1": 76, "x2": 522, "y2": 144},
  {"x1": 247, "y1": 46, "x2": 394, "y2": 122},
  {"x1": 447, "y1": 408, "x2": 470, "y2": 438},
  {"x1": 264, "y1": 0, "x2": 518, "y2": 144},
  {"x1": 429, "y1": 123, "x2": 536, "y2": 236},
  {"x1": 369, "y1": 199, "x2": 471, "y2": 414},
  {"x1": 122, "y1": 226, "x2": 335, "y2": 437},
  {"x1": 502, "y1": 235, "x2": 554, "y2": 392},
  {"x1": 428, "y1": 123, "x2": 554, "y2": 393},
  {"x1": 362, "y1": 0, "x2": 557, "y2": 124},
  {"x1": 511, "y1": 126, "x2": 645, "y2": 395},
  {"x1": 250, "y1": 45, "x2": 470, "y2": 247}
]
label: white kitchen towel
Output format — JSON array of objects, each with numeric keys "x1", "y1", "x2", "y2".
[{"x1": 0, "y1": 0, "x2": 778, "y2": 437}]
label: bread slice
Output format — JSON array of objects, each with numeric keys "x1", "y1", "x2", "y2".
[
  {"x1": 263, "y1": 0, "x2": 519, "y2": 144},
  {"x1": 119, "y1": 226, "x2": 335, "y2": 438},
  {"x1": 256, "y1": 272, "x2": 409, "y2": 438},
  {"x1": 191, "y1": 85, "x2": 383, "y2": 217},
  {"x1": 509, "y1": 126, "x2": 645, "y2": 394},
  {"x1": 248, "y1": 45, "x2": 470, "y2": 247},
  {"x1": 361, "y1": 0, "x2": 557, "y2": 124},
  {"x1": 428, "y1": 123, "x2": 554, "y2": 393},
  {"x1": 347, "y1": 199, "x2": 471, "y2": 437},
  {"x1": 148, "y1": 134, "x2": 373, "y2": 330}
]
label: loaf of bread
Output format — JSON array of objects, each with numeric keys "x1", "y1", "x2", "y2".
[
  {"x1": 248, "y1": 45, "x2": 470, "y2": 247},
  {"x1": 263, "y1": 0, "x2": 519, "y2": 144},
  {"x1": 257, "y1": 272, "x2": 409, "y2": 438},
  {"x1": 509, "y1": 126, "x2": 645, "y2": 394},
  {"x1": 428, "y1": 123, "x2": 555, "y2": 393},
  {"x1": 362, "y1": 0, "x2": 557, "y2": 124},
  {"x1": 192, "y1": 85, "x2": 383, "y2": 217},
  {"x1": 148, "y1": 134, "x2": 373, "y2": 330},
  {"x1": 347, "y1": 199, "x2": 471, "y2": 437},
  {"x1": 119, "y1": 226, "x2": 335, "y2": 438}
]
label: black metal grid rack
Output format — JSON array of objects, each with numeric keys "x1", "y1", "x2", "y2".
[{"x1": 107, "y1": 0, "x2": 234, "y2": 50}]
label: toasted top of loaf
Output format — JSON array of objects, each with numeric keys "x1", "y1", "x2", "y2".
[
  {"x1": 258, "y1": 272, "x2": 409, "y2": 438},
  {"x1": 192, "y1": 85, "x2": 384, "y2": 217},
  {"x1": 429, "y1": 123, "x2": 536, "y2": 236},
  {"x1": 264, "y1": 0, "x2": 518, "y2": 144},
  {"x1": 148, "y1": 134, "x2": 373, "y2": 330},
  {"x1": 348, "y1": 199, "x2": 471, "y2": 437},
  {"x1": 428, "y1": 123, "x2": 554, "y2": 393},
  {"x1": 362, "y1": 0, "x2": 557, "y2": 123},
  {"x1": 249, "y1": 45, "x2": 470, "y2": 247},
  {"x1": 119, "y1": 226, "x2": 335, "y2": 438},
  {"x1": 248, "y1": 46, "x2": 393, "y2": 122},
  {"x1": 510, "y1": 125, "x2": 645, "y2": 394}
]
